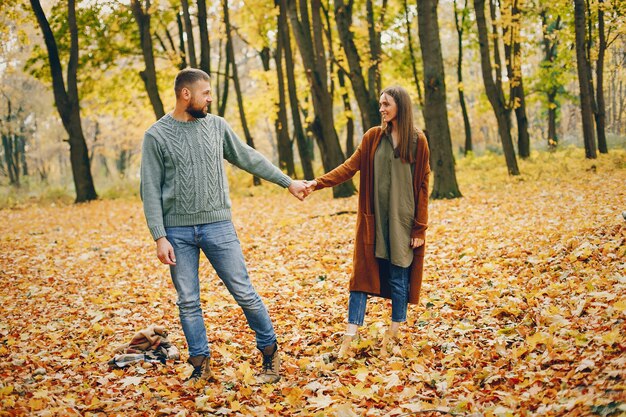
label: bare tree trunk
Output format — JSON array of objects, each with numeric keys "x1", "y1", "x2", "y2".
[
  {"x1": 288, "y1": 0, "x2": 355, "y2": 197},
  {"x1": 334, "y1": 0, "x2": 381, "y2": 129},
  {"x1": 574, "y1": 0, "x2": 597, "y2": 158},
  {"x1": 31, "y1": 0, "x2": 97, "y2": 201},
  {"x1": 418, "y1": 0, "x2": 461, "y2": 199},
  {"x1": 1, "y1": 97, "x2": 19, "y2": 186},
  {"x1": 176, "y1": 12, "x2": 188, "y2": 69},
  {"x1": 403, "y1": 0, "x2": 424, "y2": 116},
  {"x1": 595, "y1": 0, "x2": 608, "y2": 153},
  {"x1": 453, "y1": 0, "x2": 472, "y2": 155},
  {"x1": 338, "y1": 68, "x2": 355, "y2": 156},
  {"x1": 366, "y1": 0, "x2": 385, "y2": 107},
  {"x1": 503, "y1": 0, "x2": 530, "y2": 158},
  {"x1": 197, "y1": 0, "x2": 211, "y2": 112},
  {"x1": 541, "y1": 12, "x2": 561, "y2": 149},
  {"x1": 272, "y1": 12, "x2": 296, "y2": 177},
  {"x1": 617, "y1": 80, "x2": 626, "y2": 135},
  {"x1": 217, "y1": 37, "x2": 231, "y2": 117},
  {"x1": 279, "y1": 0, "x2": 314, "y2": 180},
  {"x1": 223, "y1": 0, "x2": 260, "y2": 185},
  {"x1": 474, "y1": 0, "x2": 519, "y2": 174},
  {"x1": 181, "y1": 0, "x2": 197, "y2": 68},
  {"x1": 131, "y1": 0, "x2": 165, "y2": 120},
  {"x1": 2, "y1": 134, "x2": 19, "y2": 186}
]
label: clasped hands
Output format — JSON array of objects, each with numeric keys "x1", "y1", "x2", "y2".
[{"x1": 287, "y1": 180, "x2": 317, "y2": 201}]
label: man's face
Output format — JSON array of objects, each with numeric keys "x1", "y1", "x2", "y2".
[{"x1": 185, "y1": 80, "x2": 213, "y2": 119}]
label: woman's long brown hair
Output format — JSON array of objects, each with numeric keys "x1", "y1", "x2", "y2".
[{"x1": 380, "y1": 86, "x2": 416, "y2": 164}]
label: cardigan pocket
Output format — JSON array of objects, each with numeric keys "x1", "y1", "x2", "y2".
[{"x1": 360, "y1": 213, "x2": 375, "y2": 245}]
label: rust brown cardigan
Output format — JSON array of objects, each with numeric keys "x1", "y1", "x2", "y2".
[{"x1": 314, "y1": 126, "x2": 430, "y2": 304}]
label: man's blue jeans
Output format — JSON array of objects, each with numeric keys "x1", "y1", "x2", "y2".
[
  {"x1": 347, "y1": 263, "x2": 410, "y2": 326},
  {"x1": 165, "y1": 221, "x2": 277, "y2": 358}
]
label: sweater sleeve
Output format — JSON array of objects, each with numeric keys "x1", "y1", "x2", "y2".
[
  {"x1": 221, "y1": 119, "x2": 292, "y2": 188},
  {"x1": 314, "y1": 141, "x2": 363, "y2": 190},
  {"x1": 411, "y1": 133, "x2": 430, "y2": 240},
  {"x1": 140, "y1": 133, "x2": 167, "y2": 241}
]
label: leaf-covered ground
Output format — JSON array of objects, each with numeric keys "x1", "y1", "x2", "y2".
[{"x1": 1, "y1": 151, "x2": 625, "y2": 416}]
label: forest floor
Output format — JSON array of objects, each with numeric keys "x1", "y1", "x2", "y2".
[{"x1": 1, "y1": 149, "x2": 625, "y2": 416}]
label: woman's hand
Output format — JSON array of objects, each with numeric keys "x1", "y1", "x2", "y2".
[
  {"x1": 304, "y1": 180, "x2": 317, "y2": 196},
  {"x1": 410, "y1": 237, "x2": 424, "y2": 248}
]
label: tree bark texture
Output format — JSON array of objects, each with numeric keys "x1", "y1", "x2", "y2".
[
  {"x1": 131, "y1": 0, "x2": 165, "y2": 120},
  {"x1": 30, "y1": 0, "x2": 97, "y2": 202},
  {"x1": 453, "y1": 0, "x2": 472, "y2": 155},
  {"x1": 288, "y1": 0, "x2": 355, "y2": 197},
  {"x1": 574, "y1": 0, "x2": 597, "y2": 158},
  {"x1": 334, "y1": 0, "x2": 381, "y2": 129},
  {"x1": 502, "y1": 0, "x2": 530, "y2": 158},
  {"x1": 595, "y1": 0, "x2": 608, "y2": 153},
  {"x1": 181, "y1": 0, "x2": 197, "y2": 68},
  {"x1": 223, "y1": 0, "x2": 260, "y2": 185},
  {"x1": 474, "y1": 0, "x2": 520, "y2": 175},
  {"x1": 417, "y1": 0, "x2": 461, "y2": 198},
  {"x1": 197, "y1": 0, "x2": 211, "y2": 111},
  {"x1": 278, "y1": 0, "x2": 314, "y2": 180},
  {"x1": 272, "y1": 14, "x2": 296, "y2": 177},
  {"x1": 338, "y1": 68, "x2": 355, "y2": 156}
]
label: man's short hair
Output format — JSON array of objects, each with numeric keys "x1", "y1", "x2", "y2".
[{"x1": 174, "y1": 68, "x2": 211, "y2": 98}]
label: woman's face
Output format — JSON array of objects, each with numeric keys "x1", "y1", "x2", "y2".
[{"x1": 379, "y1": 93, "x2": 398, "y2": 124}]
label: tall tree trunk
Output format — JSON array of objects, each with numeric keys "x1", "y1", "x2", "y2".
[
  {"x1": 288, "y1": 0, "x2": 355, "y2": 197},
  {"x1": 1, "y1": 98, "x2": 19, "y2": 186},
  {"x1": 453, "y1": 0, "x2": 472, "y2": 155},
  {"x1": 272, "y1": 14, "x2": 296, "y2": 177},
  {"x1": 176, "y1": 12, "x2": 188, "y2": 69},
  {"x1": 417, "y1": 0, "x2": 461, "y2": 199},
  {"x1": 278, "y1": 0, "x2": 314, "y2": 180},
  {"x1": 402, "y1": 0, "x2": 425, "y2": 123},
  {"x1": 541, "y1": 12, "x2": 561, "y2": 149},
  {"x1": 217, "y1": 38, "x2": 230, "y2": 117},
  {"x1": 131, "y1": 0, "x2": 165, "y2": 120},
  {"x1": 338, "y1": 68, "x2": 355, "y2": 156},
  {"x1": 181, "y1": 0, "x2": 197, "y2": 68},
  {"x1": 334, "y1": 0, "x2": 381, "y2": 129},
  {"x1": 2, "y1": 134, "x2": 19, "y2": 186},
  {"x1": 223, "y1": 0, "x2": 260, "y2": 185},
  {"x1": 197, "y1": 0, "x2": 211, "y2": 112},
  {"x1": 503, "y1": 0, "x2": 530, "y2": 158},
  {"x1": 17, "y1": 135, "x2": 27, "y2": 177},
  {"x1": 31, "y1": 0, "x2": 97, "y2": 202},
  {"x1": 574, "y1": 0, "x2": 597, "y2": 158},
  {"x1": 366, "y1": 0, "x2": 385, "y2": 107},
  {"x1": 595, "y1": 0, "x2": 608, "y2": 153},
  {"x1": 474, "y1": 0, "x2": 520, "y2": 175}
]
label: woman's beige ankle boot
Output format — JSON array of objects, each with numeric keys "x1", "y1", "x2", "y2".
[
  {"x1": 337, "y1": 333, "x2": 358, "y2": 359},
  {"x1": 380, "y1": 330, "x2": 399, "y2": 358}
]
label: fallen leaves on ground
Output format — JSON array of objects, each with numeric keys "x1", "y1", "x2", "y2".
[{"x1": 1, "y1": 153, "x2": 625, "y2": 416}]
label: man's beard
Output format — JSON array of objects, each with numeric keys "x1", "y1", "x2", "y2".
[{"x1": 186, "y1": 103, "x2": 208, "y2": 119}]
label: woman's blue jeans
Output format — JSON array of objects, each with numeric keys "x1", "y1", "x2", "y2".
[
  {"x1": 166, "y1": 221, "x2": 276, "y2": 358},
  {"x1": 348, "y1": 263, "x2": 410, "y2": 326}
]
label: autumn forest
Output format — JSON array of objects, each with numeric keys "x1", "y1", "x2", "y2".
[{"x1": 0, "y1": 0, "x2": 625, "y2": 416}]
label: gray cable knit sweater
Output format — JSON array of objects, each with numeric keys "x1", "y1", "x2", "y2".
[{"x1": 140, "y1": 114, "x2": 292, "y2": 240}]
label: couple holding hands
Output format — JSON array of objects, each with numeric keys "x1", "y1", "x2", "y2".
[{"x1": 140, "y1": 68, "x2": 430, "y2": 387}]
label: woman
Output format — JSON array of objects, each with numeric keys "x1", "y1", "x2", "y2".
[{"x1": 307, "y1": 86, "x2": 430, "y2": 358}]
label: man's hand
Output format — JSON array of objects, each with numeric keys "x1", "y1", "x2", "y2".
[
  {"x1": 410, "y1": 237, "x2": 424, "y2": 249},
  {"x1": 288, "y1": 180, "x2": 311, "y2": 201},
  {"x1": 156, "y1": 237, "x2": 176, "y2": 265}
]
